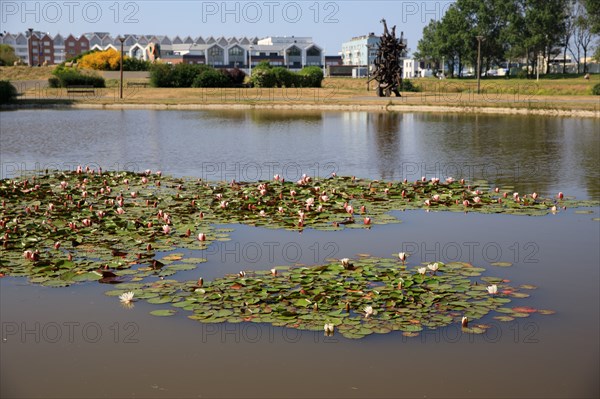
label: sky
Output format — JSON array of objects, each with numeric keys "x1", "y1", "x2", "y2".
[{"x1": 1, "y1": 0, "x2": 455, "y2": 55}]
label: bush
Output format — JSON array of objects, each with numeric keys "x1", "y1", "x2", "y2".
[
  {"x1": 192, "y1": 69, "x2": 231, "y2": 88},
  {"x1": 221, "y1": 68, "x2": 246, "y2": 85},
  {"x1": 123, "y1": 57, "x2": 151, "y2": 71},
  {"x1": 48, "y1": 77, "x2": 61, "y2": 88},
  {"x1": 400, "y1": 79, "x2": 420, "y2": 92},
  {"x1": 149, "y1": 63, "x2": 173, "y2": 87},
  {"x1": 49, "y1": 69, "x2": 105, "y2": 88},
  {"x1": 171, "y1": 63, "x2": 211, "y2": 88},
  {"x1": 0, "y1": 80, "x2": 18, "y2": 103},
  {"x1": 250, "y1": 68, "x2": 278, "y2": 88},
  {"x1": 592, "y1": 83, "x2": 600, "y2": 96},
  {"x1": 271, "y1": 67, "x2": 296, "y2": 87},
  {"x1": 298, "y1": 66, "x2": 324, "y2": 88}
]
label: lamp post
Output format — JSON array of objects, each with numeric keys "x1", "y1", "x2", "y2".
[
  {"x1": 366, "y1": 44, "x2": 373, "y2": 91},
  {"x1": 119, "y1": 36, "x2": 125, "y2": 99},
  {"x1": 476, "y1": 35, "x2": 484, "y2": 94},
  {"x1": 248, "y1": 45, "x2": 253, "y2": 76},
  {"x1": 28, "y1": 28, "x2": 33, "y2": 66}
]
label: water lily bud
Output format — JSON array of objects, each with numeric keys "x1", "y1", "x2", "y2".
[
  {"x1": 271, "y1": 268, "x2": 277, "y2": 276},
  {"x1": 185, "y1": 229, "x2": 191, "y2": 237},
  {"x1": 197, "y1": 278, "x2": 203, "y2": 287},
  {"x1": 462, "y1": 316, "x2": 468, "y2": 327},
  {"x1": 558, "y1": 192, "x2": 564, "y2": 200},
  {"x1": 363, "y1": 217, "x2": 371, "y2": 225},
  {"x1": 146, "y1": 244, "x2": 152, "y2": 251},
  {"x1": 54, "y1": 241, "x2": 61, "y2": 250},
  {"x1": 198, "y1": 233, "x2": 206, "y2": 242}
]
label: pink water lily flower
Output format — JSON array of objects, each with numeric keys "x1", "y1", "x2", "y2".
[{"x1": 162, "y1": 225, "x2": 171, "y2": 234}]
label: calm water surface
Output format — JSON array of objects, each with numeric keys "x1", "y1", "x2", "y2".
[{"x1": 0, "y1": 109, "x2": 598, "y2": 398}]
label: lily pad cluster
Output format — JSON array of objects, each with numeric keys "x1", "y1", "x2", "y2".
[
  {"x1": 106, "y1": 256, "x2": 551, "y2": 339},
  {"x1": 0, "y1": 169, "x2": 595, "y2": 286}
]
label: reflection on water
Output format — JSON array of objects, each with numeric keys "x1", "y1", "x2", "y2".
[
  {"x1": 1, "y1": 109, "x2": 598, "y2": 199},
  {"x1": 0, "y1": 109, "x2": 598, "y2": 398},
  {"x1": 1, "y1": 210, "x2": 598, "y2": 398}
]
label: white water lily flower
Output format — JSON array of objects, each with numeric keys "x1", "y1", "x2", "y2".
[
  {"x1": 119, "y1": 291, "x2": 134, "y2": 303},
  {"x1": 427, "y1": 262, "x2": 439, "y2": 272},
  {"x1": 364, "y1": 305, "x2": 374, "y2": 317},
  {"x1": 487, "y1": 284, "x2": 498, "y2": 294},
  {"x1": 340, "y1": 258, "x2": 350, "y2": 268},
  {"x1": 324, "y1": 323, "x2": 334, "y2": 334},
  {"x1": 417, "y1": 267, "x2": 427, "y2": 275},
  {"x1": 398, "y1": 252, "x2": 407, "y2": 262}
]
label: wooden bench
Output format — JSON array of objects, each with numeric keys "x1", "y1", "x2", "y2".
[
  {"x1": 66, "y1": 85, "x2": 95, "y2": 94},
  {"x1": 127, "y1": 82, "x2": 150, "y2": 88}
]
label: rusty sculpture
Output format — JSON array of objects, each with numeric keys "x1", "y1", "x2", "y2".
[{"x1": 368, "y1": 19, "x2": 407, "y2": 97}]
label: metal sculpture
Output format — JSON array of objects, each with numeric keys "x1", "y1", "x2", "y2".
[{"x1": 368, "y1": 19, "x2": 407, "y2": 97}]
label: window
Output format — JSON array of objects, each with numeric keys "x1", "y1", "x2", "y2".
[
  {"x1": 32, "y1": 40, "x2": 39, "y2": 45},
  {"x1": 81, "y1": 42, "x2": 88, "y2": 47},
  {"x1": 44, "y1": 41, "x2": 50, "y2": 45},
  {"x1": 44, "y1": 48, "x2": 50, "y2": 54},
  {"x1": 307, "y1": 47, "x2": 320, "y2": 56},
  {"x1": 287, "y1": 47, "x2": 300, "y2": 56},
  {"x1": 208, "y1": 47, "x2": 223, "y2": 57},
  {"x1": 229, "y1": 46, "x2": 243, "y2": 56},
  {"x1": 68, "y1": 42, "x2": 75, "y2": 47}
]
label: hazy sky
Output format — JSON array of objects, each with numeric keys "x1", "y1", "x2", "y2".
[{"x1": 1, "y1": 0, "x2": 455, "y2": 55}]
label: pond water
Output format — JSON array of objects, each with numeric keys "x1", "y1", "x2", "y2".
[{"x1": 1, "y1": 109, "x2": 599, "y2": 398}]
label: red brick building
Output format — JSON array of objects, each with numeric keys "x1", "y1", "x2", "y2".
[{"x1": 64, "y1": 34, "x2": 90, "y2": 59}]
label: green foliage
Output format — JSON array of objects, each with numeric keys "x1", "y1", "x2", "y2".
[
  {"x1": 271, "y1": 67, "x2": 296, "y2": 87},
  {"x1": 171, "y1": 63, "x2": 211, "y2": 87},
  {"x1": 49, "y1": 69, "x2": 105, "y2": 88},
  {"x1": 123, "y1": 57, "x2": 151, "y2": 71},
  {"x1": 0, "y1": 80, "x2": 18, "y2": 103},
  {"x1": 400, "y1": 79, "x2": 420, "y2": 92},
  {"x1": 0, "y1": 44, "x2": 19, "y2": 66},
  {"x1": 415, "y1": 0, "x2": 570, "y2": 78},
  {"x1": 249, "y1": 68, "x2": 278, "y2": 88},
  {"x1": 298, "y1": 66, "x2": 324, "y2": 88},
  {"x1": 250, "y1": 65, "x2": 324, "y2": 88},
  {"x1": 592, "y1": 83, "x2": 600, "y2": 96},
  {"x1": 192, "y1": 69, "x2": 231, "y2": 88},
  {"x1": 151, "y1": 63, "x2": 244, "y2": 88},
  {"x1": 149, "y1": 63, "x2": 174, "y2": 87}
]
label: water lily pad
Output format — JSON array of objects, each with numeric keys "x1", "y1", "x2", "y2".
[
  {"x1": 490, "y1": 262, "x2": 513, "y2": 267},
  {"x1": 150, "y1": 309, "x2": 177, "y2": 317}
]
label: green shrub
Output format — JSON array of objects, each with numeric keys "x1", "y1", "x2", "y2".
[
  {"x1": 592, "y1": 82, "x2": 600, "y2": 96},
  {"x1": 250, "y1": 68, "x2": 278, "y2": 88},
  {"x1": 149, "y1": 63, "x2": 173, "y2": 87},
  {"x1": 123, "y1": 57, "x2": 151, "y2": 71},
  {"x1": 400, "y1": 79, "x2": 420, "y2": 92},
  {"x1": 150, "y1": 63, "x2": 213, "y2": 87},
  {"x1": 192, "y1": 69, "x2": 231, "y2": 88},
  {"x1": 171, "y1": 63, "x2": 211, "y2": 88},
  {"x1": 298, "y1": 66, "x2": 324, "y2": 88},
  {"x1": 0, "y1": 80, "x2": 18, "y2": 103},
  {"x1": 271, "y1": 67, "x2": 296, "y2": 87},
  {"x1": 48, "y1": 77, "x2": 61, "y2": 88},
  {"x1": 49, "y1": 69, "x2": 105, "y2": 88}
]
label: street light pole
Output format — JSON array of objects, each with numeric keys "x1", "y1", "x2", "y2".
[
  {"x1": 366, "y1": 44, "x2": 371, "y2": 91},
  {"x1": 476, "y1": 35, "x2": 484, "y2": 94},
  {"x1": 248, "y1": 45, "x2": 253, "y2": 77},
  {"x1": 119, "y1": 36, "x2": 125, "y2": 99},
  {"x1": 28, "y1": 28, "x2": 33, "y2": 66}
]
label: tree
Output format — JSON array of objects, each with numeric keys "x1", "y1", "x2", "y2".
[
  {"x1": 518, "y1": 0, "x2": 569, "y2": 76},
  {"x1": 583, "y1": 0, "x2": 600, "y2": 33},
  {"x1": 0, "y1": 44, "x2": 19, "y2": 66}
]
